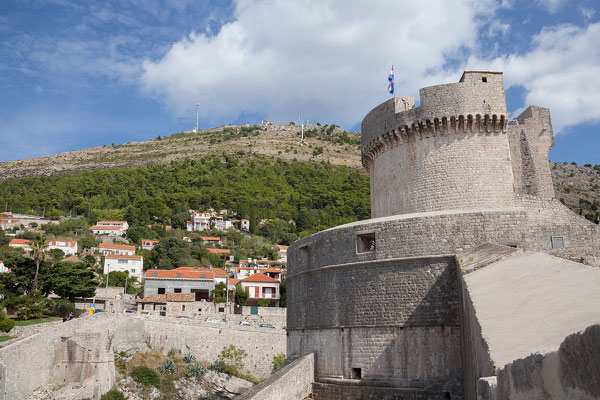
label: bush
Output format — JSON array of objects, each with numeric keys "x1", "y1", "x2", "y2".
[
  {"x1": 185, "y1": 362, "x2": 205, "y2": 378},
  {"x1": 15, "y1": 292, "x2": 54, "y2": 320},
  {"x1": 54, "y1": 298, "x2": 75, "y2": 318},
  {"x1": 157, "y1": 359, "x2": 177, "y2": 374},
  {"x1": 217, "y1": 345, "x2": 247, "y2": 376},
  {"x1": 0, "y1": 318, "x2": 14, "y2": 333},
  {"x1": 234, "y1": 285, "x2": 248, "y2": 306},
  {"x1": 208, "y1": 360, "x2": 226, "y2": 373},
  {"x1": 272, "y1": 353, "x2": 286, "y2": 372},
  {"x1": 183, "y1": 352, "x2": 196, "y2": 363},
  {"x1": 100, "y1": 390, "x2": 125, "y2": 400},
  {"x1": 257, "y1": 299, "x2": 270, "y2": 307},
  {"x1": 130, "y1": 366, "x2": 160, "y2": 387}
]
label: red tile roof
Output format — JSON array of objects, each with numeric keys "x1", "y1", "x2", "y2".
[
  {"x1": 207, "y1": 248, "x2": 230, "y2": 254},
  {"x1": 229, "y1": 279, "x2": 240, "y2": 285},
  {"x1": 175, "y1": 267, "x2": 227, "y2": 278},
  {"x1": 97, "y1": 221, "x2": 127, "y2": 224},
  {"x1": 9, "y1": 239, "x2": 32, "y2": 245},
  {"x1": 90, "y1": 226, "x2": 121, "y2": 230},
  {"x1": 105, "y1": 254, "x2": 142, "y2": 260},
  {"x1": 100, "y1": 243, "x2": 136, "y2": 250},
  {"x1": 240, "y1": 273, "x2": 280, "y2": 283},
  {"x1": 0, "y1": 219, "x2": 18, "y2": 223},
  {"x1": 145, "y1": 269, "x2": 214, "y2": 280},
  {"x1": 142, "y1": 240, "x2": 159, "y2": 245}
]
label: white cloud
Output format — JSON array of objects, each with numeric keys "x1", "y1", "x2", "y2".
[
  {"x1": 535, "y1": 0, "x2": 567, "y2": 13},
  {"x1": 462, "y1": 23, "x2": 600, "y2": 133},
  {"x1": 141, "y1": 0, "x2": 497, "y2": 127}
]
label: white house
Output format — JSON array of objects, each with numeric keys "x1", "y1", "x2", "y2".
[
  {"x1": 240, "y1": 219, "x2": 250, "y2": 231},
  {"x1": 0, "y1": 218, "x2": 20, "y2": 230},
  {"x1": 214, "y1": 217, "x2": 234, "y2": 231},
  {"x1": 8, "y1": 238, "x2": 32, "y2": 251},
  {"x1": 46, "y1": 239, "x2": 78, "y2": 255},
  {"x1": 104, "y1": 254, "x2": 143, "y2": 282},
  {"x1": 238, "y1": 273, "x2": 280, "y2": 306},
  {"x1": 186, "y1": 211, "x2": 214, "y2": 231},
  {"x1": 99, "y1": 243, "x2": 136, "y2": 256},
  {"x1": 89, "y1": 221, "x2": 129, "y2": 236},
  {"x1": 275, "y1": 244, "x2": 288, "y2": 263},
  {"x1": 141, "y1": 239, "x2": 159, "y2": 251}
]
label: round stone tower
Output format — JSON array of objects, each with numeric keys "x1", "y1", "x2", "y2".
[{"x1": 362, "y1": 71, "x2": 512, "y2": 218}]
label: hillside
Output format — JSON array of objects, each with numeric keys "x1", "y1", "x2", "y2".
[
  {"x1": 0, "y1": 123, "x2": 362, "y2": 181},
  {"x1": 551, "y1": 162, "x2": 600, "y2": 223}
]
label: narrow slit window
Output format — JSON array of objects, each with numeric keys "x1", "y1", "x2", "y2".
[
  {"x1": 482, "y1": 76, "x2": 487, "y2": 82},
  {"x1": 300, "y1": 245, "x2": 309, "y2": 265}
]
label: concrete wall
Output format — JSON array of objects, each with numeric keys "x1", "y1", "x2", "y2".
[
  {"x1": 237, "y1": 353, "x2": 314, "y2": 400},
  {"x1": 478, "y1": 324, "x2": 600, "y2": 400}
]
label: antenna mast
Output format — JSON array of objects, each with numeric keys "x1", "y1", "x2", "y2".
[{"x1": 195, "y1": 101, "x2": 199, "y2": 132}]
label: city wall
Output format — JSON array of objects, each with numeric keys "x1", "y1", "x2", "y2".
[{"x1": 0, "y1": 313, "x2": 286, "y2": 400}]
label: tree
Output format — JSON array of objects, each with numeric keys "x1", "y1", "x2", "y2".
[
  {"x1": 234, "y1": 285, "x2": 248, "y2": 306},
  {"x1": 48, "y1": 262, "x2": 98, "y2": 301},
  {"x1": 218, "y1": 345, "x2": 247, "y2": 376},
  {"x1": 15, "y1": 290, "x2": 54, "y2": 320},
  {"x1": 54, "y1": 298, "x2": 75, "y2": 318},
  {"x1": 272, "y1": 353, "x2": 286, "y2": 372},
  {"x1": 31, "y1": 235, "x2": 47, "y2": 291}
]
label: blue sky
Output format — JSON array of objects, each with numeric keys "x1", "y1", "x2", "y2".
[{"x1": 0, "y1": 0, "x2": 598, "y2": 164}]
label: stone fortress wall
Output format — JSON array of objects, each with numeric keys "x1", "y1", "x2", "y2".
[
  {"x1": 0, "y1": 313, "x2": 286, "y2": 400},
  {"x1": 287, "y1": 71, "x2": 600, "y2": 399}
]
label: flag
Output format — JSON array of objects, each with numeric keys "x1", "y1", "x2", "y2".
[{"x1": 388, "y1": 65, "x2": 394, "y2": 95}]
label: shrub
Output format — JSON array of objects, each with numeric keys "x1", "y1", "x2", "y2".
[
  {"x1": 54, "y1": 298, "x2": 75, "y2": 318},
  {"x1": 100, "y1": 390, "x2": 125, "y2": 400},
  {"x1": 185, "y1": 362, "x2": 205, "y2": 378},
  {"x1": 0, "y1": 318, "x2": 14, "y2": 333},
  {"x1": 130, "y1": 366, "x2": 160, "y2": 387},
  {"x1": 158, "y1": 359, "x2": 177, "y2": 374},
  {"x1": 257, "y1": 299, "x2": 270, "y2": 307},
  {"x1": 218, "y1": 345, "x2": 247, "y2": 376},
  {"x1": 272, "y1": 353, "x2": 286, "y2": 372},
  {"x1": 234, "y1": 285, "x2": 248, "y2": 306},
  {"x1": 167, "y1": 348, "x2": 179, "y2": 358},
  {"x1": 183, "y1": 352, "x2": 196, "y2": 363},
  {"x1": 208, "y1": 360, "x2": 226, "y2": 373}
]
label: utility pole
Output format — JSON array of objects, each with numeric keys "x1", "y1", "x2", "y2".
[
  {"x1": 195, "y1": 101, "x2": 199, "y2": 132},
  {"x1": 225, "y1": 274, "x2": 229, "y2": 322},
  {"x1": 124, "y1": 273, "x2": 129, "y2": 296},
  {"x1": 299, "y1": 115, "x2": 304, "y2": 144},
  {"x1": 105, "y1": 272, "x2": 109, "y2": 311}
]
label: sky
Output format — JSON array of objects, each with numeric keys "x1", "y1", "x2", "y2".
[{"x1": 0, "y1": 0, "x2": 599, "y2": 164}]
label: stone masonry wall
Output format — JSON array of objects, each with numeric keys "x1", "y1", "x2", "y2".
[{"x1": 369, "y1": 130, "x2": 515, "y2": 217}]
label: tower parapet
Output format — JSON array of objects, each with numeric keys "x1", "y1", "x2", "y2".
[{"x1": 362, "y1": 71, "x2": 516, "y2": 218}]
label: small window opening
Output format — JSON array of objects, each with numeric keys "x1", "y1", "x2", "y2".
[
  {"x1": 182, "y1": 305, "x2": 185, "y2": 311},
  {"x1": 174, "y1": 288, "x2": 182, "y2": 293},
  {"x1": 482, "y1": 76, "x2": 487, "y2": 82},
  {"x1": 176, "y1": 273, "x2": 182, "y2": 277},
  {"x1": 356, "y1": 233, "x2": 376, "y2": 253},
  {"x1": 151, "y1": 272, "x2": 157, "y2": 276},
  {"x1": 300, "y1": 245, "x2": 309, "y2": 264},
  {"x1": 219, "y1": 307, "x2": 225, "y2": 313},
  {"x1": 158, "y1": 288, "x2": 166, "y2": 294},
  {"x1": 444, "y1": 392, "x2": 451, "y2": 400},
  {"x1": 551, "y1": 236, "x2": 565, "y2": 249},
  {"x1": 351, "y1": 367, "x2": 362, "y2": 380}
]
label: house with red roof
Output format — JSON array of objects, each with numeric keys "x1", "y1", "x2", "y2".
[
  {"x1": 141, "y1": 239, "x2": 159, "y2": 251},
  {"x1": 46, "y1": 239, "x2": 78, "y2": 255},
  {"x1": 0, "y1": 218, "x2": 20, "y2": 230},
  {"x1": 238, "y1": 273, "x2": 280, "y2": 307},
  {"x1": 89, "y1": 220, "x2": 129, "y2": 236},
  {"x1": 8, "y1": 238, "x2": 33, "y2": 251},
  {"x1": 99, "y1": 242, "x2": 136, "y2": 256}
]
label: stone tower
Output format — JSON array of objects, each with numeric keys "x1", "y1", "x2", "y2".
[{"x1": 286, "y1": 71, "x2": 600, "y2": 399}]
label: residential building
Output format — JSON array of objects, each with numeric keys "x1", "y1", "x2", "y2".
[
  {"x1": 98, "y1": 243, "x2": 136, "y2": 256},
  {"x1": 140, "y1": 239, "x2": 159, "y2": 251},
  {"x1": 46, "y1": 239, "x2": 78, "y2": 255},
  {"x1": 275, "y1": 244, "x2": 288, "y2": 263},
  {"x1": 0, "y1": 261, "x2": 8, "y2": 273},
  {"x1": 186, "y1": 211, "x2": 214, "y2": 231},
  {"x1": 143, "y1": 267, "x2": 215, "y2": 301},
  {"x1": 104, "y1": 254, "x2": 143, "y2": 282},
  {"x1": 214, "y1": 217, "x2": 234, "y2": 231},
  {"x1": 236, "y1": 259, "x2": 286, "y2": 279},
  {"x1": 240, "y1": 219, "x2": 250, "y2": 231},
  {"x1": 8, "y1": 238, "x2": 32, "y2": 251},
  {"x1": 0, "y1": 218, "x2": 20, "y2": 230},
  {"x1": 207, "y1": 248, "x2": 230, "y2": 256},
  {"x1": 200, "y1": 236, "x2": 221, "y2": 245},
  {"x1": 238, "y1": 273, "x2": 280, "y2": 306},
  {"x1": 89, "y1": 220, "x2": 129, "y2": 236}
]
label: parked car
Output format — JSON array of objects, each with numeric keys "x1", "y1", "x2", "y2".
[
  {"x1": 140, "y1": 311, "x2": 156, "y2": 315},
  {"x1": 177, "y1": 316, "x2": 191, "y2": 320},
  {"x1": 259, "y1": 323, "x2": 275, "y2": 328},
  {"x1": 123, "y1": 309, "x2": 137, "y2": 314},
  {"x1": 206, "y1": 317, "x2": 225, "y2": 324},
  {"x1": 239, "y1": 321, "x2": 251, "y2": 327}
]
